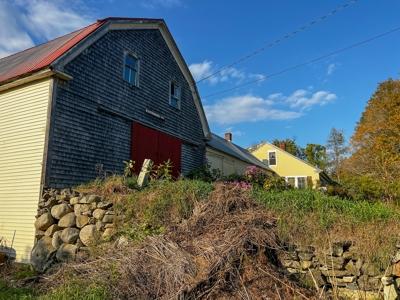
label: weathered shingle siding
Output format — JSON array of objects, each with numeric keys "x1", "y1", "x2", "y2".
[{"x1": 46, "y1": 29, "x2": 205, "y2": 187}]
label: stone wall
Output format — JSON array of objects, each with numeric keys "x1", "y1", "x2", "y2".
[
  {"x1": 280, "y1": 243, "x2": 400, "y2": 299},
  {"x1": 31, "y1": 188, "x2": 115, "y2": 272}
]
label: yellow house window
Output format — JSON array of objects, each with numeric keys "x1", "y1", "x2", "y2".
[
  {"x1": 268, "y1": 151, "x2": 276, "y2": 166},
  {"x1": 286, "y1": 176, "x2": 307, "y2": 189}
]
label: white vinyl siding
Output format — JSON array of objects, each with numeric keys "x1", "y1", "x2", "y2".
[
  {"x1": 206, "y1": 151, "x2": 223, "y2": 174},
  {"x1": 207, "y1": 147, "x2": 273, "y2": 178},
  {"x1": 0, "y1": 78, "x2": 51, "y2": 263}
]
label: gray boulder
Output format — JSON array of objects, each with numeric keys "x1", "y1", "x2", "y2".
[
  {"x1": 76, "y1": 215, "x2": 90, "y2": 228},
  {"x1": 79, "y1": 195, "x2": 101, "y2": 204},
  {"x1": 52, "y1": 231, "x2": 63, "y2": 249},
  {"x1": 69, "y1": 197, "x2": 81, "y2": 205},
  {"x1": 51, "y1": 204, "x2": 72, "y2": 219},
  {"x1": 61, "y1": 228, "x2": 80, "y2": 244},
  {"x1": 79, "y1": 225, "x2": 98, "y2": 246},
  {"x1": 45, "y1": 224, "x2": 62, "y2": 238},
  {"x1": 102, "y1": 214, "x2": 114, "y2": 223},
  {"x1": 93, "y1": 209, "x2": 106, "y2": 220},
  {"x1": 97, "y1": 202, "x2": 113, "y2": 209},
  {"x1": 34, "y1": 213, "x2": 55, "y2": 230},
  {"x1": 30, "y1": 236, "x2": 56, "y2": 272},
  {"x1": 58, "y1": 212, "x2": 76, "y2": 228},
  {"x1": 56, "y1": 243, "x2": 77, "y2": 262},
  {"x1": 74, "y1": 204, "x2": 91, "y2": 217},
  {"x1": 35, "y1": 230, "x2": 45, "y2": 240},
  {"x1": 103, "y1": 228, "x2": 115, "y2": 239}
]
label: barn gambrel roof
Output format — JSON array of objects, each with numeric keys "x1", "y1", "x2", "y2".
[{"x1": 0, "y1": 17, "x2": 211, "y2": 139}]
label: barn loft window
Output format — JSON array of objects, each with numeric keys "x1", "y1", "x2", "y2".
[
  {"x1": 268, "y1": 151, "x2": 276, "y2": 166},
  {"x1": 170, "y1": 82, "x2": 180, "y2": 109},
  {"x1": 124, "y1": 53, "x2": 138, "y2": 86}
]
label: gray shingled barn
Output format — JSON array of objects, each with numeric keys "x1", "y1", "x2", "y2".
[{"x1": 0, "y1": 18, "x2": 211, "y2": 262}]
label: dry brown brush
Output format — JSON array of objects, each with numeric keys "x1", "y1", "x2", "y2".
[{"x1": 40, "y1": 184, "x2": 319, "y2": 299}]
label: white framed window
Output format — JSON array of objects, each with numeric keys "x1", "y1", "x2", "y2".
[
  {"x1": 124, "y1": 52, "x2": 139, "y2": 86},
  {"x1": 286, "y1": 176, "x2": 307, "y2": 189},
  {"x1": 170, "y1": 81, "x2": 180, "y2": 109},
  {"x1": 287, "y1": 177, "x2": 295, "y2": 187},
  {"x1": 268, "y1": 151, "x2": 277, "y2": 166}
]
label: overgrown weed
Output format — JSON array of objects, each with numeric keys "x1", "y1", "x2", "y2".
[
  {"x1": 253, "y1": 187, "x2": 400, "y2": 263},
  {"x1": 0, "y1": 279, "x2": 36, "y2": 300},
  {"x1": 114, "y1": 179, "x2": 214, "y2": 239},
  {"x1": 73, "y1": 174, "x2": 139, "y2": 203}
]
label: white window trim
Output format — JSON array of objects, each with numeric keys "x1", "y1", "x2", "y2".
[
  {"x1": 169, "y1": 80, "x2": 180, "y2": 109},
  {"x1": 285, "y1": 176, "x2": 308, "y2": 188},
  {"x1": 123, "y1": 51, "x2": 140, "y2": 87},
  {"x1": 267, "y1": 150, "x2": 277, "y2": 166}
]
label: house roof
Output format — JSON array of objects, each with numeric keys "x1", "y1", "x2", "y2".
[
  {"x1": 0, "y1": 17, "x2": 211, "y2": 140},
  {"x1": 207, "y1": 134, "x2": 274, "y2": 172}
]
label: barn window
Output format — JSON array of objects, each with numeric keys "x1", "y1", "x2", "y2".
[
  {"x1": 124, "y1": 52, "x2": 138, "y2": 86},
  {"x1": 170, "y1": 82, "x2": 180, "y2": 109}
]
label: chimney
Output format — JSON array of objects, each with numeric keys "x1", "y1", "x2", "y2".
[
  {"x1": 225, "y1": 132, "x2": 232, "y2": 142},
  {"x1": 279, "y1": 141, "x2": 286, "y2": 151}
]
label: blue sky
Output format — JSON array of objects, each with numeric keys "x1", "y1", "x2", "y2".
[{"x1": 1, "y1": 0, "x2": 400, "y2": 149}]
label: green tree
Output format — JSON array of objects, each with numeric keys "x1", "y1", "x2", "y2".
[
  {"x1": 304, "y1": 143, "x2": 327, "y2": 169},
  {"x1": 326, "y1": 127, "x2": 347, "y2": 181},
  {"x1": 272, "y1": 138, "x2": 306, "y2": 160}
]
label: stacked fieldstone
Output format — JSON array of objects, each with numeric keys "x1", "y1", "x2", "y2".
[
  {"x1": 280, "y1": 243, "x2": 400, "y2": 299},
  {"x1": 31, "y1": 188, "x2": 115, "y2": 272}
]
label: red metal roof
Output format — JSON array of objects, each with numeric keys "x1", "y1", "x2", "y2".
[{"x1": 0, "y1": 20, "x2": 105, "y2": 84}]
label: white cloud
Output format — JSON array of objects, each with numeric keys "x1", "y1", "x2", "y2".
[
  {"x1": 205, "y1": 86, "x2": 337, "y2": 125},
  {"x1": 204, "y1": 94, "x2": 302, "y2": 125},
  {"x1": 0, "y1": 1, "x2": 34, "y2": 58},
  {"x1": 189, "y1": 60, "x2": 264, "y2": 85},
  {"x1": 189, "y1": 61, "x2": 218, "y2": 84},
  {"x1": 327, "y1": 63, "x2": 339, "y2": 75},
  {"x1": 286, "y1": 89, "x2": 337, "y2": 111},
  {"x1": 0, "y1": 0, "x2": 93, "y2": 58},
  {"x1": 141, "y1": 0, "x2": 184, "y2": 9},
  {"x1": 222, "y1": 127, "x2": 244, "y2": 137},
  {"x1": 22, "y1": 0, "x2": 92, "y2": 40}
]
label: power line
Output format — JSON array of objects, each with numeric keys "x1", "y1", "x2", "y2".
[
  {"x1": 196, "y1": 0, "x2": 358, "y2": 84},
  {"x1": 201, "y1": 27, "x2": 400, "y2": 100}
]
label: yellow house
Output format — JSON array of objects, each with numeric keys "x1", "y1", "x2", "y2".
[{"x1": 247, "y1": 142, "x2": 332, "y2": 188}]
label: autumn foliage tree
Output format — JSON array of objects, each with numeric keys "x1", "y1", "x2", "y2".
[{"x1": 345, "y1": 78, "x2": 400, "y2": 204}]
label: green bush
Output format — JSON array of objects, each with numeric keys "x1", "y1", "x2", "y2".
[
  {"x1": 339, "y1": 175, "x2": 383, "y2": 202},
  {"x1": 187, "y1": 158, "x2": 221, "y2": 183}
]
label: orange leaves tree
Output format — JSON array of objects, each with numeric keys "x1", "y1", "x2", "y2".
[{"x1": 345, "y1": 78, "x2": 400, "y2": 204}]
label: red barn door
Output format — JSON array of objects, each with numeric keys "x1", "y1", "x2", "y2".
[
  {"x1": 158, "y1": 130, "x2": 182, "y2": 178},
  {"x1": 131, "y1": 122, "x2": 182, "y2": 178}
]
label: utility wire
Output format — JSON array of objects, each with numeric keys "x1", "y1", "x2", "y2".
[
  {"x1": 196, "y1": 0, "x2": 358, "y2": 84},
  {"x1": 201, "y1": 27, "x2": 400, "y2": 100}
]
